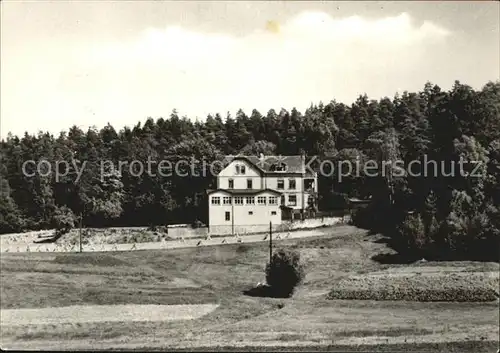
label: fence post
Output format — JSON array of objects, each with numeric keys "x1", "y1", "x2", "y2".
[{"x1": 79, "y1": 212, "x2": 83, "y2": 253}]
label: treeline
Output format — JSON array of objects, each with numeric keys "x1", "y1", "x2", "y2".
[{"x1": 0, "y1": 81, "x2": 499, "y2": 259}]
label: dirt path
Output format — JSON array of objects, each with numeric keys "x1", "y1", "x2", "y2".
[
  {"x1": 0, "y1": 227, "x2": 335, "y2": 253},
  {"x1": 1, "y1": 304, "x2": 219, "y2": 326},
  {"x1": 2, "y1": 327, "x2": 498, "y2": 351}
]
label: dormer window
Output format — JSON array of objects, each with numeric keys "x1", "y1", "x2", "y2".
[{"x1": 271, "y1": 163, "x2": 287, "y2": 172}]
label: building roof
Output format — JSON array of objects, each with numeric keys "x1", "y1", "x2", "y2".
[
  {"x1": 223, "y1": 155, "x2": 314, "y2": 175},
  {"x1": 207, "y1": 188, "x2": 282, "y2": 196}
]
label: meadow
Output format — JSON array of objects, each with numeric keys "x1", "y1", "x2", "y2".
[{"x1": 1, "y1": 225, "x2": 498, "y2": 351}]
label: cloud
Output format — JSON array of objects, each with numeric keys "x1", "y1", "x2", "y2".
[{"x1": 2, "y1": 11, "x2": 452, "y2": 137}]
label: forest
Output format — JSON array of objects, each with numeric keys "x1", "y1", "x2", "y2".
[{"x1": 1, "y1": 80, "x2": 499, "y2": 260}]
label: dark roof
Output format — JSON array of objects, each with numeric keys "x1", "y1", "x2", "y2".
[
  {"x1": 207, "y1": 188, "x2": 282, "y2": 196},
  {"x1": 223, "y1": 155, "x2": 311, "y2": 174}
]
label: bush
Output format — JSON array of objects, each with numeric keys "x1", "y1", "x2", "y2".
[
  {"x1": 351, "y1": 202, "x2": 395, "y2": 233},
  {"x1": 0, "y1": 210, "x2": 26, "y2": 234},
  {"x1": 426, "y1": 215, "x2": 440, "y2": 243},
  {"x1": 265, "y1": 249, "x2": 305, "y2": 298},
  {"x1": 399, "y1": 214, "x2": 426, "y2": 252},
  {"x1": 53, "y1": 206, "x2": 76, "y2": 237},
  {"x1": 350, "y1": 207, "x2": 370, "y2": 228},
  {"x1": 0, "y1": 193, "x2": 26, "y2": 234},
  {"x1": 192, "y1": 219, "x2": 205, "y2": 229}
]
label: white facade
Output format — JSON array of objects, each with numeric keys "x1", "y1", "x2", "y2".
[
  {"x1": 208, "y1": 190, "x2": 282, "y2": 230},
  {"x1": 207, "y1": 156, "x2": 319, "y2": 234},
  {"x1": 217, "y1": 159, "x2": 263, "y2": 190}
]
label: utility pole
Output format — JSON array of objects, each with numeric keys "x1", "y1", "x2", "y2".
[
  {"x1": 269, "y1": 221, "x2": 273, "y2": 263},
  {"x1": 79, "y1": 203, "x2": 84, "y2": 253}
]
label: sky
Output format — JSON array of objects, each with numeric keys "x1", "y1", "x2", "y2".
[{"x1": 1, "y1": 1, "x2": 499, "y2": 138}]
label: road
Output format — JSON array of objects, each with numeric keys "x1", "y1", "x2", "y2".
[{"x1": 0, "y1": 228, "x2": 330, "y2": 253}]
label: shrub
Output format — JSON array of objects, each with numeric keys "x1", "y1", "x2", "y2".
[
  {"x1": 399, "y1": 214, "x2": 426, "y2": 252},
  {"x1": 53, "y1": 206, "x2": 76, "y2": 237},
  {"x1": 350, "y1": 207, "x2": 370, "y2": 228},
  {"x1": 265, "y1": 248, "x2": 305, "y2": 298},
  {"x1": 426, "y1": 215, "x2": 440, "y2": 242},
  {"x1": 0, "y1": 210, "x2": 25, "y2": 234},
  {"x1": 0, "y1": 192, "x2": 26, "y2": 234},
  {"x1": 192, "y1": 219, "x2": 205, "y2": 229}
]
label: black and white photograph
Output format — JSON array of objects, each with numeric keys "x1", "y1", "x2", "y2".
[{"x1": 0, "y1": 0, "x2": 499, "y2": 351}]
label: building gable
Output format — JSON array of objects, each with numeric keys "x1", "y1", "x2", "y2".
[
  {"x1": 218, "y1": 158, "x2": 262, "y2": 177},
  {"x1": 222, "y1": 155, "x2": 310, "y2": 175}
]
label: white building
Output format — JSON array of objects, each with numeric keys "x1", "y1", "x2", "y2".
[{"x1": 207, "y1": 155, "x2": 318, "y2": 235}]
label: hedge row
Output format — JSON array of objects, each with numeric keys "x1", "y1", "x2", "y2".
[{"x1": 327, "y1": 271, "x2": 499, "y2": 302}]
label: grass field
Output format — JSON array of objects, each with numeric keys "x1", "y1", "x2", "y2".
[{"x1": 1, "y1": 225, "x2": 499, "y2": 351}]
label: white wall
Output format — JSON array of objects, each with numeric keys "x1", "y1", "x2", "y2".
[
  {"x1": 218, "y1": 159, "x2": 263, "y2": 190},
  {"x1": 208, "y1": 190, "x2": 282, "y2": 229},
  {"x1": 264, "y1": 175, "x2": 302, "y2": 209},
  {"x1": 232, "y1": 192, "x2": 282, "y2": 227}
]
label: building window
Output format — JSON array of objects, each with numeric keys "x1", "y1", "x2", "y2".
[
  {"x1": 288, "y1": 195, "x2": 297, "y2": 206},
  {"x1": 225, "y1": 211, "x2": 230, "y2": 221},
  {"x1": 246, "y1": 196, "x2": 255, "y2": 205},
  {"x1": 304, "y1": 179, "x2": 314, "y2": 191},
  {"x1": 257, "y1": 196, "x2": 266, "y2": 205},
  {"x1": 223, "y1": 196, "x2": 231, "y2": 205},
  {"x1": 281, "y1": 195, "x2": 285, "y2": 205},
  {"x1": 271, "y1": 163, "x2": 287, "y2": 172},
  {"x1": 211, "y1": 196, "x2": 221, "y2": 205},
  {"x1": 234, "y1": 196, "x2": 244, "y2": 205},
  {"x1": 235, "y1": 164, "x2": 246, "y2": 175},
  {"x1": 288, "y1": 179, "x2": 296, "y2": 190},
  {"x1": 248, "y1": 211, "x2": 253, "y2": 215},
  {"x1": 269, "y1": 196, "x2": 277, "y2": 205},
  {"x1": 247, "y1": 179, "x2": 252, "y2": 189},
  {"x1": 271, "y1": 211, "x2": 277, "y2": 215},
  {"x1": 228, "y1": 179, "x2": 234, "y2": 189},
  {"x1": 277, "y1": 179, "x2": 284, "y2": 189}
]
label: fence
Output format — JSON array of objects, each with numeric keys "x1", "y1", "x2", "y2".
[
  {"x1": 167, "y1": 226, "x2": 209, "y2": 239},
  {"x1": 0, "y1": 216, "x2": 348, "y2": 253},
  {"x1": 208, "y1": 224, "x2": 282, "y2": 236},
  {"x1": 207, "y1": 216, "x2": 346, "y2": 236},
  {"x1": 314, "y1": 209, "x2": 350, "y2": 218}
]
